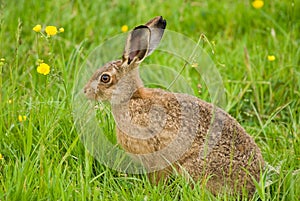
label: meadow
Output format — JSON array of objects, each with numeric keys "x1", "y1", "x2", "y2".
[{"x1": 0, "y1": 0, "x2": 299, "y2": 200}]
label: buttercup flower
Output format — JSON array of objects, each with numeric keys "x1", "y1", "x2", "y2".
[
  {"x1": 121, "y1": 25, "x2": 128, "y2": 33},
  {"x1": 37, "y1": 62, "x2": 50, "y2": 75},
  {"x1": 18, "y1": 115, "x2": 27, "y2": 122},
  {"x1": 0, "y1": 153, "x2": 3, "y2": 160},
  {"x1": 252, "y1": 0, "x2": 264, "y2": 9},
  {"x1": 59, "y1": 27, "x2": 64, "y2": 33},
  {"x1": 45, "y1": 26, "x2": 58, "y2": 36},
  {"x1": 268, "y1": 55, "x2": 276, "y2": 61},
  {"x1": 33, "y1": 24, "x2": 42, "y2": 32}
]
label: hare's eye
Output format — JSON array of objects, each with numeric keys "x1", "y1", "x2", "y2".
[{"x1": 100, "y1": 73, "x2": 111, "y2": 83}]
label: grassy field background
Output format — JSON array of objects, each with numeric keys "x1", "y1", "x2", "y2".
[{"x1": 0, "y1": 0, "x2": 300, "y2": 200}]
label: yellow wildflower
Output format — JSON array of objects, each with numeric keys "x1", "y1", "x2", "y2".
[
  {"x1": 8, "y1": 99, "x2": 12, "y2": 104},
  {"x1": 33, "y1": 24, "x2": 42, "y2": 32},
  {"x1": 121, "y1": 25, "x2": 129, "y2": 33},
  {"x1": 268, "y1": 55, "x2": 276, "y2": 61},
  {"x1": 0, "y1": 58, "x2": 5, "y2": 62},
  {"x1": 18, "y1": 115, "x2": 27, "y2": 122},
  {"x1": 59, "y1": 27, "x2": 64, "y2": 33},
  {"x1": 252, "y1": 0, "x2": 264, "y2": 9},
  {"x1": 45, "y1": 26, "x2": 58, "y2": 36},
  {"x1": 0, "y1": 153, "x2": 3, "y2": 160},
  {"x1": 37, "y1": 62, "x2": 50, "y2": 75}
]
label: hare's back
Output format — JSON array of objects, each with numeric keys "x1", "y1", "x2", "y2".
[
  {"x1": 122, "y1": 87, "x2": 263, "y2": 168},
  {"x1": 127, "y1": 87, "x2": 258, "y2": 151}
]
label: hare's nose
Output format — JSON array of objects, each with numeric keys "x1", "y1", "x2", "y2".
[{"x1": 83, "y1": 87, "x2": 88, "y2": 94}]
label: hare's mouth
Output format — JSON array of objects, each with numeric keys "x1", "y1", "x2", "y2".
[
  {"x1": 83, "y1": 86, "x2": 98, "y2": 100},
  {"x1": 83, "y1": 87, "x2": 109, "y2": 102},
  {"x1": 84, "y1": 92, "x2": 96, "y2": 100}
]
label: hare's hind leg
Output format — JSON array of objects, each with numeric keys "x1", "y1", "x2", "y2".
[
  {"x1": 147, "y1": 164, "x2": 180, "y2": 185},
  {"x1": 147, "y1": 169, "x2": 171, "y2": 185}
]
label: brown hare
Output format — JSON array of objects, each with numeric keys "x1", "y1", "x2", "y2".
[{"x1": 84, "y1": 16, "x2": 264, "y2": 196}]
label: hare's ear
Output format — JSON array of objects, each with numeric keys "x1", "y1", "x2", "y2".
[
  {"x1": 123, "y1": 25, "x2": 151, "y2": 65},
  {"x1": 145, "y1": 16, "x2": 167, "y2": 55}
]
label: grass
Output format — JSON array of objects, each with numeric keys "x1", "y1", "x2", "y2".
[{"x1": 0, "y1": 0, "x2": 299, "y2": 200}]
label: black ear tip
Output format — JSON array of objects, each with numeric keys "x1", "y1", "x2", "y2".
[{"x1": 158, "y1": 16, "x2": 167, "y2": 29}]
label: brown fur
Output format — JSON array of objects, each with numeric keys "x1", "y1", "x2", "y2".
[{"x1": 84, "y1": 16, "x2": 264, "y2": 196}]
